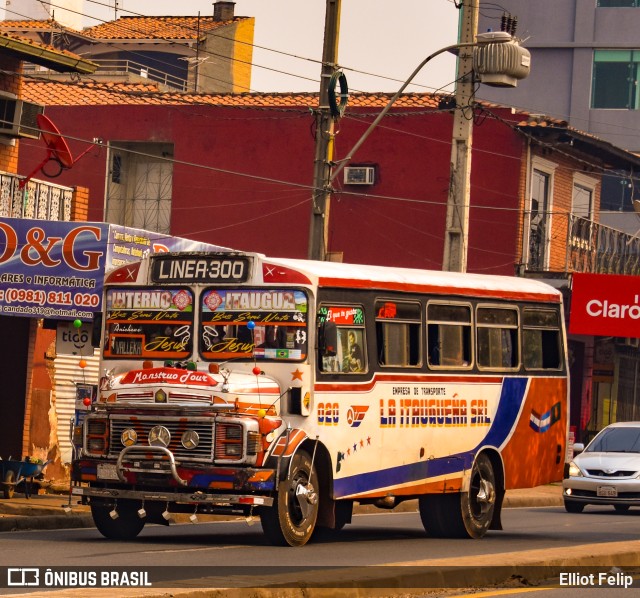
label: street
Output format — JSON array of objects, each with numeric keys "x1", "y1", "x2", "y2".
[{"x1": 0, "y1": 505, "x2": 639, "y2": 595}]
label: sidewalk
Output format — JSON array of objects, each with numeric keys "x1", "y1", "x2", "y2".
[{"x1": 0, "y1": 483, "x2": 564, "y2": 533}]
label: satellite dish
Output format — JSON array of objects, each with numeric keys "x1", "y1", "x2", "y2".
[{"x1": 18, "y1": 114, "x2": 95, "y2": 189}]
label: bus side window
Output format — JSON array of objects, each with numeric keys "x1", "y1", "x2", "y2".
[
  {"x1": 375, "y1": 300, "x2": 421, "y2": 367},
  {"x1": 317, "y1": 306, "x2": 366, "y2": 374},
  {"x1": 476, "y1": 306, "x2": 519, "y2": 370},
  {"x1": 522, "y1": 308, "x2": 562, "y2": 370},
  {"x1": 427, "y1": 302, "x2": 472, "y2": 368}
]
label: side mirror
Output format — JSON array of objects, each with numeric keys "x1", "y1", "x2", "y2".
[
  {"x1": 572, "y1": 442, "x2": 584, "y2": 455},
  {"x1": 319, "y1": 320, "x2": 337, "y2": 357}
]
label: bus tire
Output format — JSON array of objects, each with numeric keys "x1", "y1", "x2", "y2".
[
  {"x1": 260, "y1": 449, "x2": 318, "y2": 546},
  {"x1": 418, "y1": 493, "x2": 453, "y2": 537},
  {"x1": 91, "y1": 501, "x2": 145, "y2": 540},
  {"x1": 419, "y1": 453, "x2": 496, "y2": 539}
]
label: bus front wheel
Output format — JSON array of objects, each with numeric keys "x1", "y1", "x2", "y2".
[
  {"x1": 260, "y1": 449, "x2": 319, "y2": 546},
  {"x1": 419, "y1": 453, "x2": 496, "y2": 539},
  {"x1": 91, "y1": 501, "x2": 145, "y2": 540}
]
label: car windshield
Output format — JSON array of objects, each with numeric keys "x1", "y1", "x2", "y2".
[{"x1": 587, "y1": 427, "x2": 640, "y2": 453}]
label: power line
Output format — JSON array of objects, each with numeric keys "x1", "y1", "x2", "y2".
[{"x1": 7, "y1": 0, "x2": 460, "y2": 95}]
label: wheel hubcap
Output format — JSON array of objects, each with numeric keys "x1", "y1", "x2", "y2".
[
  {"x1": 474, "y1": 476, "x2": 495, "y2": 516},
  {"x1": 294, "y1": 481, "x2": 317, "y2": 519}
]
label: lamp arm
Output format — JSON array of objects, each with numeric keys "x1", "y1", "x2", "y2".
[{"x1": 330, "y1": 42, "x2": 477, "y2": 183}]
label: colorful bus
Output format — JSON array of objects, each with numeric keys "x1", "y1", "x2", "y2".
[{"x1": 71, "y1": 251, "x2": 568, "y2": 546}]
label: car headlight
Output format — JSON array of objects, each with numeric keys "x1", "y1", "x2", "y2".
[{"x1": 568, "y1": 461, "x2": 583, "y2": 477}]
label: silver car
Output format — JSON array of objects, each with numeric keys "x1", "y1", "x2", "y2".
[{"x1": 563, "y1": 422, "x2": 640, "y2": 513}]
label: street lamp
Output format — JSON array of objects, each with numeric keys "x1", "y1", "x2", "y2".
[
  {"x1": 309, "y1": 25, "x2": 529, "y2": 265},
  {"x1": 330, "y1": 32, "x2": 528, "y2": 186}
]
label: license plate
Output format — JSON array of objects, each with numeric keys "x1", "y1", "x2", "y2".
[
  {"x1": 597, "y1": 485, "x2": 618, "y2": 497},
  {"x1": 97, "y1": 463, "x2": 119, "y2": 480}
]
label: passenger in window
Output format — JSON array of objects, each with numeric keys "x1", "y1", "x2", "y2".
[{"x1": 345, "y1": 330, "x2": 364, "y2": 372}]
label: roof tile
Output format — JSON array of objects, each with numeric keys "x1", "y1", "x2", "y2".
[
  {"x1": 82, "y1": 16, "x2": 247, "y2": 41},
  {"x1": 21, "y1": 80, "x2": 443, "y2": 109},
  {"x1": 0, "y1": 31, "x2": 94, "y2": 66}
]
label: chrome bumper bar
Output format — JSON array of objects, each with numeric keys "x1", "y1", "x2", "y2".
[{"x1": 71, "y1": 486, "x2": 273, "y2": 507}]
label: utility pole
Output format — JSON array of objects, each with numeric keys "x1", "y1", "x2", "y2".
[
  {"x1": 308, "y1": 0, "x2": 342, "y2": 261},
  {"x1": 442, "y1": 0, "x2": 479, "y2": 273}
]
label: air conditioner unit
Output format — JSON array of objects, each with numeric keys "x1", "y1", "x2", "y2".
[
  {"x1": 344, "y1": 166, "x2": 375, "y2": 185},
  {"x1": 0, "y1": 92, "x2": 44, "y2": 139}
]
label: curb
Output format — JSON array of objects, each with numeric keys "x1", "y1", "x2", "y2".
[{"x1": 0, "y1": 513, "x2": 94, "y2": 532}]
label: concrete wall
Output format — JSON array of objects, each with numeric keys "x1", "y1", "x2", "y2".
[{"x1": 477, "y1": 0, "x2": 640, "y2": 152}]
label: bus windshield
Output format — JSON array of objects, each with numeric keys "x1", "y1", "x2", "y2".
[
  {"x1": 103, "y1": 287, "x2": 194, "y2": 360},
  {"x1": 199, "y1": 288, "x2": 308, "y2": 361}
]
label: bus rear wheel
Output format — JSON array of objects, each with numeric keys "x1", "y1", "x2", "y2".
[
  {"x1": 419, "y1": 453, "x2": 496, "y2": 539},
  {"x1": 91, "y1": 501, "x2": 145, "y2": 540},
  {"x1": 260, "y1": 449, "x2": 318, "y2": 546}
]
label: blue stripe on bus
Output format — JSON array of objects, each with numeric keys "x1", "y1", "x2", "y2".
[{"x1": 333, "y1": 377, "x2": 528, "y2": 498}]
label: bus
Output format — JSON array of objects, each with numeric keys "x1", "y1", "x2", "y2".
[{"x1": 71, "y1": 250, "x2": 568, "y2": 546}]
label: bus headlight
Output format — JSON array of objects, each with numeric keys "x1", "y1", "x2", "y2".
[
  {"x1": 85, "y1": 417, "x2": 109, "y2": 456},
  {"x1": 120, "y1": 428, "x2": 138, "y2": 447}
]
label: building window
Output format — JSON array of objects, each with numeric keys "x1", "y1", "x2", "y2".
[
  {"x1": 527, "y1": 160, "x2": 555, "y2": 270},
  {"x1": 570, "y1": 174, "x2": 596, "y2": 245},
  {"x1": 592, "y1": 50, "x2": 640, "y2": 109},
  {"x1": 111, "y1": 154, "x2": 122, "y2": 184},
  {"x1": 106, "y1": 142, "x2": 174, "y2": 235}
]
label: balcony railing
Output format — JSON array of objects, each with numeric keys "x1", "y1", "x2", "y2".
[
  {"x1": 567, "y1": 214, "x2": 640, "y2": 275},
  {"x1": 91, "y1": 59, "x2": 188, "y2": 92},
  {"x1": 24, "y1": 59, "x2": 188, "y2": 92},
  {"x1": 0, "y1": 172, "x2": 73, "y2": 221}
]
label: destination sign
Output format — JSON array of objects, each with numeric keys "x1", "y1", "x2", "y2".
[{"x1": 150, "y1": 255, "x2": 251, "y2": 283}]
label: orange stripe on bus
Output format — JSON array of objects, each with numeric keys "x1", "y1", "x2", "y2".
[{"x1": 347, "y1": 477, "x2": 463, "y2": 500}]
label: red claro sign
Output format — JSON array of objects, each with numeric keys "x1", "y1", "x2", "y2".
[{"x1": 570, "y1": 273, "x2": 640, "y2": 338}]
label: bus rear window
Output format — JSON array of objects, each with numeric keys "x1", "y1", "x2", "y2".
[{"x1": 103, "y1": 288, "x2": 194, "y2": 359}]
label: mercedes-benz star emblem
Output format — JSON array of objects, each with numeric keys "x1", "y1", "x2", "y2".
[{"x1": 148, "y1": 425, "x2": 171, "y2": 447}]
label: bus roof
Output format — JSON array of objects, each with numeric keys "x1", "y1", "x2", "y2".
[{"x1": 264, "y1": 257, "x2": 563, "y2": 303}]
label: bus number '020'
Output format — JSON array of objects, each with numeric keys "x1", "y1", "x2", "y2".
[{"x1": 318, "y1": 402, "x2": 339, "y2": 425}]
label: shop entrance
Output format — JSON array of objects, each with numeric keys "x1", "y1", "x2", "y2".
[{"x1": 0, "y1": 316, "x2": 29, "y2": 457}]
